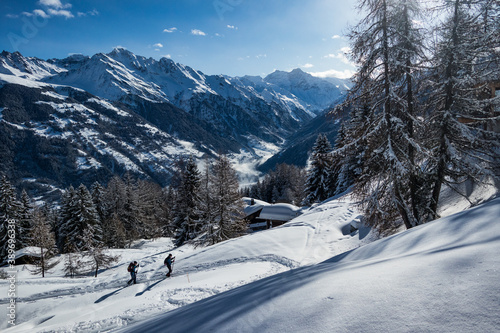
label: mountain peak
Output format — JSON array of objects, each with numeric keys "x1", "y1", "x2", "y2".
[
  {"x1": 290, "y1": 68, "x2": 306, "y2": 74},
  {"x1": 108, "y1": 47, "x2": 134, "y2": 57}
]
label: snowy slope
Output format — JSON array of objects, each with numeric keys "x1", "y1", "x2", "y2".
[
  {"x1": 0, "y1": 196, "x2": 376, "y2": 332},
  {"x1": 2, "y1": 188, "x2": 499, "y2": 332},
  {"x1": 118, "y1": 197, "x2": 500, "y2": 333}
]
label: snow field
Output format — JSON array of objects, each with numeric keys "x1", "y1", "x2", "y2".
[
  {"x1": 3, "y1": 191, "x2": 498, "y2": 332},
  {"x1": 0, "y1": 197, "x2": 376, "y2": 332}
]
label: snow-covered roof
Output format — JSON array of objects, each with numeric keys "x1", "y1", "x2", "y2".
[
  {"x1": 243, "y1": 197, "x2": 302, "y2": 221},
  {"x1": 259, "y1": 203, "x2": 301, "y2": 221},
  {"x1": 242, "y1": 197, "x2": 270, "y2": 217},
  {"x1": 14, "y1": 246, "x2": 44, "y2": 259}
]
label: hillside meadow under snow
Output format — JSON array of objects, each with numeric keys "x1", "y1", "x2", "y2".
[{"x1": 1, "y1": 183, "x2": 499, "y2": 332}]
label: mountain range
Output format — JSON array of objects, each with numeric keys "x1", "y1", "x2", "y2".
[{"x1": 0, "y1": 48, "x2": 349, "y2": 198}]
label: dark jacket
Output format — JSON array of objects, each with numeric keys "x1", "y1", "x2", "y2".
[{"x1": 164, "y1": 256, "x2": 173, "y2": 267}]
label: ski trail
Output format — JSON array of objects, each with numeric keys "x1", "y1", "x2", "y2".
[{"x1": 295, "y1": 200, "x2": 361, "y2": 266}]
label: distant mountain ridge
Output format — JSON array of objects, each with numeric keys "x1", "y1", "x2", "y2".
[{"x1": 0, "y1": 48, "x2": 349, "y2": 198}]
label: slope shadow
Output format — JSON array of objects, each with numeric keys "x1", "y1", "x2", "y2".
[
  {"x1": 94, "y1": 286, "x2": 127, "y2": 304},
  {"x1": 135, "y1": 278, "x2": 165, "y2": 297}
]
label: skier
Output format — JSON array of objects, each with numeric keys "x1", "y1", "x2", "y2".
[
  {"x1": 127, "y1": 261, "x2": 139, "y2": 285},
  {"x1": 164, "y1": 254, "x2": 175, "y2": 277}
]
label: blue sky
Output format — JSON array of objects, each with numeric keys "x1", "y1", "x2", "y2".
[{"x1": 1, "y1": 0, "x2": 359, "y2": 78}]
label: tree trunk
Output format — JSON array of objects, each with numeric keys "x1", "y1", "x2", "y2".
[
  {"x1": 430, "y1": 0, "x2": 460, "y2": 220},
  {"x1": 402, "y1": 1, "x2": 420, "y2": 226}
]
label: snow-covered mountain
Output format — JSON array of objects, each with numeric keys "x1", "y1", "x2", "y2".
[
  {"x1": 0, "y1": 83, "x2": 223, "y2": 199},
  {"x1": 42, "y1": 47, "x2": 335, "y2": 140},
  {"x1": 0, "y1": 49, "x2": 348, "y2": 195},
  {"x1": 264, "y1": 68, "x2": 348, "y2": 113}
]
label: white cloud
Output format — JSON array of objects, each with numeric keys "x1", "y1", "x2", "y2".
[
  {"x1": 226, "y1": 25, "x2": 237, "y2": 29},
  {"x1": 309, "y1": 69, "x2": 355, "y2": 80},
  {"x1": 256, "y1": 54, "x2": 267, "y2": 59},
  {"x1": 163, "y1": 27, "x2": 177, "y2": 33},
  {"x1": 33, "y1": 9, "x2": 50, "y2": 18},
  {"x1": 323, "y1": 47, "x2": 353, "y2": 65},
  {"x1": 323, "y1": 53, "x2": 340, "y2": 59},
  {"x1": 77, "y1": 9, "x2": 99, "y2": 17},
  {"x1": 38, "y1": 0, "x2": 71, "y2": 9},
  {"x1": 331, "y1": 35, "x2": 341, "y2": 39},
  {"x1": 301, "y1": 63, "x2": 314, "y2": 68},
  {"x1": 47, "y1": 8, "x2": 74, "y2": 18},
  {"x1": 22, "y1": 0, "x2": 75, "y2": 19},
  {"x1": 191, "y1": 29, "x2": 206, "y2": 36},
  {"x1": 6, "y1": 14, "x2": 19, "y2": 18},
  {"x1": 22, "y1": 9, "x2": 51, "y2": 18},
  {"x1": 163, "y1": 54, "x2": 172, "y2": 59},
  {"x1": 153, "y1": 43, "x2": 163, "y2": 48}
]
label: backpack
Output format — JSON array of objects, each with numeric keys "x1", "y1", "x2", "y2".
[{"x1": 127, "y1": 262, "x2": 134, "y2": 272}]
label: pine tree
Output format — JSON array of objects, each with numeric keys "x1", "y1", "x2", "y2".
[
  {"x1": 18, "y1": 190, "x2": 34, "y2": 248},
  {"x1": 57, "y1": 184, "x2": 102, "y2": 252},
  {"x1": 424, "y1": 0, "x2": 500, "y2": 220},
  {"x1": 158, "y1": 186, "x2": 176, "y2": 237},
  {"x1": 104, "y1": 176, "x2": 127, "y2": 247},
  {"x1": 172, "y1": 156, "x2": 202, "y2": 246},
  {"x1": 332, "y1": 122, "x2": 357, "y2": 195},
  {"x1": 108, "y1": 213, "x2": 127, "y2": 248},
  {"x1": 0, "y1": 175, "x2": 22, "y2": 263},
  {"x1": 245, "y1": 164, "x2": 306, "y2": 205},
  {"x1": 57, "y1": 185, "x2": 77, "y2": 251},
  {"x1": 122, "y1": 173, "x2": 140, "y2": 243},
  {"x1": 193, "y1": 159, "x2": 217, "y2": 247},
  {"x1": 91, "y1": 182, "x2": 108, "y2": 228},
  {"x1": 304, "y1": 134, "x2": 334, "y2": 205},
  {"x1": 136, "y1": 180, "x2": 163, "y2": 239}
]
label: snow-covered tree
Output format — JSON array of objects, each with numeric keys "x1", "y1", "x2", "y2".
[
  {"x1": 63, "y1": 244, "x2": 83, "y2": 278},
  {"x1": 424, "y1": 0, "x2": 500, "y2": 220},
  {"x1": 334, "y1": 0, "x2": 427, "y2": 232},
  {"x1": 122, "y1": 173, "x2": 140, "y2": 243},
  {"x1": 0, "y1": 175, "x2": 22, "y2": 262},
  {"x1": 107, "y1": 213, "x2": 127, "y2": 248},
  {"x1": 136, "y1": 179, "x2": 163, "y2": 239},
  {"x1": 192, "y1": 159, "x2": 217, "y2": 247},
  {"x1": 159, "y1": 186, "x2": 176, "y2": 237},
  {"x1": 103, "y1": 176, "x2": 127, "y2": 247},
  {"x1": 208, "y1": 154, "x2": 246, "y2": 243},
  {"x1": 29, "y1": 208, "x2": 59, "y2": 277},
  {"x1": 304, "y1": 134, "x2": 334, "y2": 205},
  {"x1": 243, "y1": 164, "x2": 306, "y2": 205},
  {"x1": 78, "y1": 226, "x2": 119, "y2": 277},
  {"x1": 57, "y1": 185, "x2": 77, "y2": 251},
  {"x1": 18, "y1": 190, "x2": 34, "y2": 248},
  {"x1": 57, "y1": 184, "x2": 102, "y2": 252},
  {"x1": 331, "y1": 122, "x2": 361, "y2": 195},
  {"x1": 91, "y1": 182, "x2": 108, "y2": 227},
  {"x1": 172, "y1": 156, "x2": 202, "y2": 246}
]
